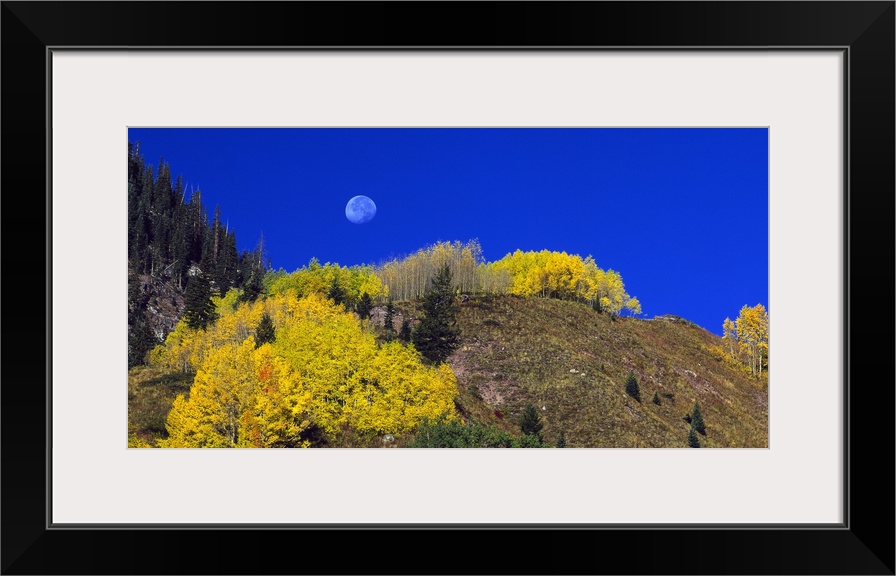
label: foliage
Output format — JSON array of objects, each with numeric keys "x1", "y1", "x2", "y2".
[
  {"x1": 688, "y1": 426, "x2": 700, "y2": 448},
  {"x1": 652, "y1": 391, "x2": 661, "y2": 405},
  {"x1": 372, "y1": 241, "x2": 640, "y2": 316},
  {"x1": 356, "y1": 292, "x2": 373, "y2": 320},
  {"x1": 722, "y1": 317, "x2": 738, "y2": 357},
  {"x1": 383, "y1": 300, "x2": 396, "y2": 337},
  {"x1": 327, "y1": 276, "x2": 347, "y2": 307},
  {"x1": 154, "y1": 292, "x2": 458, "y2": 447},
  {"x1": 265, "y1": 260, "x2": 385, "y2": 306},
  {"x1": 128, "y1": 432, "x2": 154, "y2": 448},
  {"x1": 255, "y1": 313, "x2": 275, "y2": 348},
  {"x1": 399, "y1": 319, "x2": 412, "y2": 343},
  {"x1": 625, "y1": 371, "x2": 641, "y2": 403},
  {"x1": 556, "y1": 430, "x2": 567, "y2": 448},
  {"x1": 519, "y1": 403, "x2": 544, "y2": 441},
  {"x1": 407, "y1": 415, "x2": 529, "y2": 448},
  {"x1": 128, "y1": 314, "x2": 158, "y2": 368},
  {"x1": 183, "y1": 262, "x2": 218, "y2": 330},
  {"x1": 518, "y1": 433, "x2": 544, "y2": 448},
  {"x1": 412, "y1": 264, "x2": 461, "y2": 364},
  {"x1": 717, "y1": 304, "x2": 769, "y2": 376},
  {"x1": 213, "y1": 288, "x2": 241, "y2": 316},
  {"x1": 690, "y1": 400, "x2": 706, "y2": 435},
  {"x1": 375, "y1": 240, "x2": 484, "y2": 301},
  {"x1": 236, "y1": 237, "x2": 269, "y2": 304},
  {"x1": 128, "y1": 142, "x2": 260, "y2": 348},
  {"x1": 488, "y1": 250, "x2": 641, "y2": 316},
  {"x1": 735, "y1": 304, "x2": 769, "y2": 376}
]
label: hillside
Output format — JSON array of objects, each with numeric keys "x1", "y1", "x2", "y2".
[
  {"x1": 399, "y1": 294, "x2": 768, "y2": 448},
  {"x1": 131, "y1": 292, "x2": 768, "y2": 448}
]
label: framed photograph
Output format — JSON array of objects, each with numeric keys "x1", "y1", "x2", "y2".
[{"x1": 3, "y1": 2, "x2": 892, "y2": 574}]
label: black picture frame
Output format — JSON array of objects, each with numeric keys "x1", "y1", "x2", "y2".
[{"x1": 2, "y1": 2, "x2": 892, "y2": 574}]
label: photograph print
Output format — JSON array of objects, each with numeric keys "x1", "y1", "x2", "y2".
[{"x1": 127, "y1": 127, "x2": 769, "y2": 449}]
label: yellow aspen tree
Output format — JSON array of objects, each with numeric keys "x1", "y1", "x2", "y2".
[
  {"x1": 245, "y1": 344, "x2": 312, "y2": 447},
  {"x1": 722, "y1": 317, "x2": 737, "y2": 358},
  {"x1": 736, "y1": 304, "x2": 769, "y2": 376}
]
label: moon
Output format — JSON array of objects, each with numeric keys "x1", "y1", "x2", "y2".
[{"x1": 345, "y1": 195, "x2": 377, "y2": 224}]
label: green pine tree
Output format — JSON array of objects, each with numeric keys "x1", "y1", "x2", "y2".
[
  {"x1": 128, "y1": 315, "x2": 158, "y2": 368},
  {"x1": 556, "y1": 430, "x2": 567, "y2": 448},
  {"x1": 690, "y1": 400, "x2": 706, "y2": 435},
  {"x1": 237, "y1": 253, "x2": 263, "y2": 303},
  {"x1": 688, "y1": 425, "x2": 700, "y2": 448},
  {"x1": 238, "y1": 237, "x2": 268, "y2": 304},
  {"x1": 652, "y1": 391, "x2": 661, "y2": 405},
  {"x1": 411, "y1": 264, "x2": 461, "y2": 364},
  {"x1": 625, "y1": 371, "x2": 641, "y2": 402},
  {"x1": 519, "y1": 403, "x2": 544, "y2": 443},
  {"x1": 399, "y1": 318, "x2": 412, "y2": 343},
  {"x1": 183, "y1": 261, "x2": 217, "y2": 329},
  {"x1": 327, "y1": 277, "x2": 346, "y2": 307},
  {"x1": 255, "y1": 313, "x2": 276, "y2": 348},
  {"x1": 383, "y1": 300, "x2": 396, "y2": 338},
  {"x1": 356, "y1": 292, "x2": 372, "y2": 320}
]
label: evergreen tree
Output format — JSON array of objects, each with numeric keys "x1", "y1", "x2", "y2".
[
  {"x1": 625, "y1": 371, "x2": 641, "y2": 403},
  {"x1": 237, "y1": 238, "x2": 268, "y2": 304},
  {"x1": 411, "y1": 264, "x2": 461, "y2": 364},
  {"x1": 383, "y1": 300, "x2": 396, "y2": 338},
  {"x1": 127, "y1": 143, "x2": 145, "y2": 260},
  {"x1": 255, "y1": 313, "x2": 276, "y2": 348},
  {"x1": 186, "y1": 190, "x2": 206, "y2": 265},
  {"x1": 327, "y1": 277, "x2": 346, "y2": 307},
  {"x1": 151, "y1": 160, "x2": 175, "y2": 275},
  {"x1": 183, "y1": 260, "x2": 217, "y2": 329},
  {"x1": 170, "y1": 213, "x2": 190, "y2": 289},
  {"x1": 690, "y1": 400, "x2": 706, "y2": 435},
  {"x1": 688, "y1": 426, "x2": 700, "y2": 447},
  {"x1": 132, "y1": 165, "x2": 155, "y2": 275},
  {"x1": 222, "y1": 231, "x2": 239, "y2": 290},
  {"x1": 652, "y1": 391, "x2": 661, "y2": 405},
  {"x1": 519, "y1": 403, "x2": 544, "y2": 442},
  {"x1": 128, "y1": 315, "x2": 158, "y2": 368},
  {"x1": 556, "y1": 430, "x2": 567, "y2": 448},
  {"x1": 356, "y1": 292, "x2": 372, "y2": 320},
  {"x1": 399, "y1": 318, "x2": 412, "y2": 342},
  {"x1": 237, "y1": 251, "x2": 263, "y2": 303},
  {"x1": 209, "y1": 206, "x2": 234, "y2": 296}
]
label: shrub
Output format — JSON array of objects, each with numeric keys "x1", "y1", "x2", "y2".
[
  {"x1": 625, "y1": 371, "x2": 641, "y2": 402},
  {"x1": 517, "y1": 433, "x2": 544, "y2": 448},
  {"x1": 691, "y1": 400, "x2": 706, "y2": 435},
  {"x1": 556, "y1": 431, "x2": 567, "y2": 448},
  {"x1": 407, "y1": 415, "x2": 516, "y2": 448}
]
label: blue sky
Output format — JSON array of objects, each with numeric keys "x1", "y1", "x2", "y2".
[{"x1": 128, "y1": 127, "x2": 768, "y2": 334}]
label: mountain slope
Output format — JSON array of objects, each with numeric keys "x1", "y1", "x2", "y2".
[{"x1": 443, "y1": 295, "x2": 768, "y2": 448}]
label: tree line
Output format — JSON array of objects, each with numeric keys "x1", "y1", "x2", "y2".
[
  {"x1": 128, "y1": 142, "x2": 268, "y2": 366},
  {"x1": 720, "y1": 303, "x2": 769, "y2": 376},
  {"x1": 149, "y1": 290, "x2": 458, "y2": 447},
  {"x1": 371, "y1": 240, "x2": 641, "y2": 317}
]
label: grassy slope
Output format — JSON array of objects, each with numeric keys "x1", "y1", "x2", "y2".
[
  {"x1": 130, "y1": 294, "x2": 768, "y2": 448},
  {"x1": 444, "y1": 295, "x2": 768, "y2": 448},
  {"x1": 128, "y1": 366, "x2": 193, "y2": 445}
]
